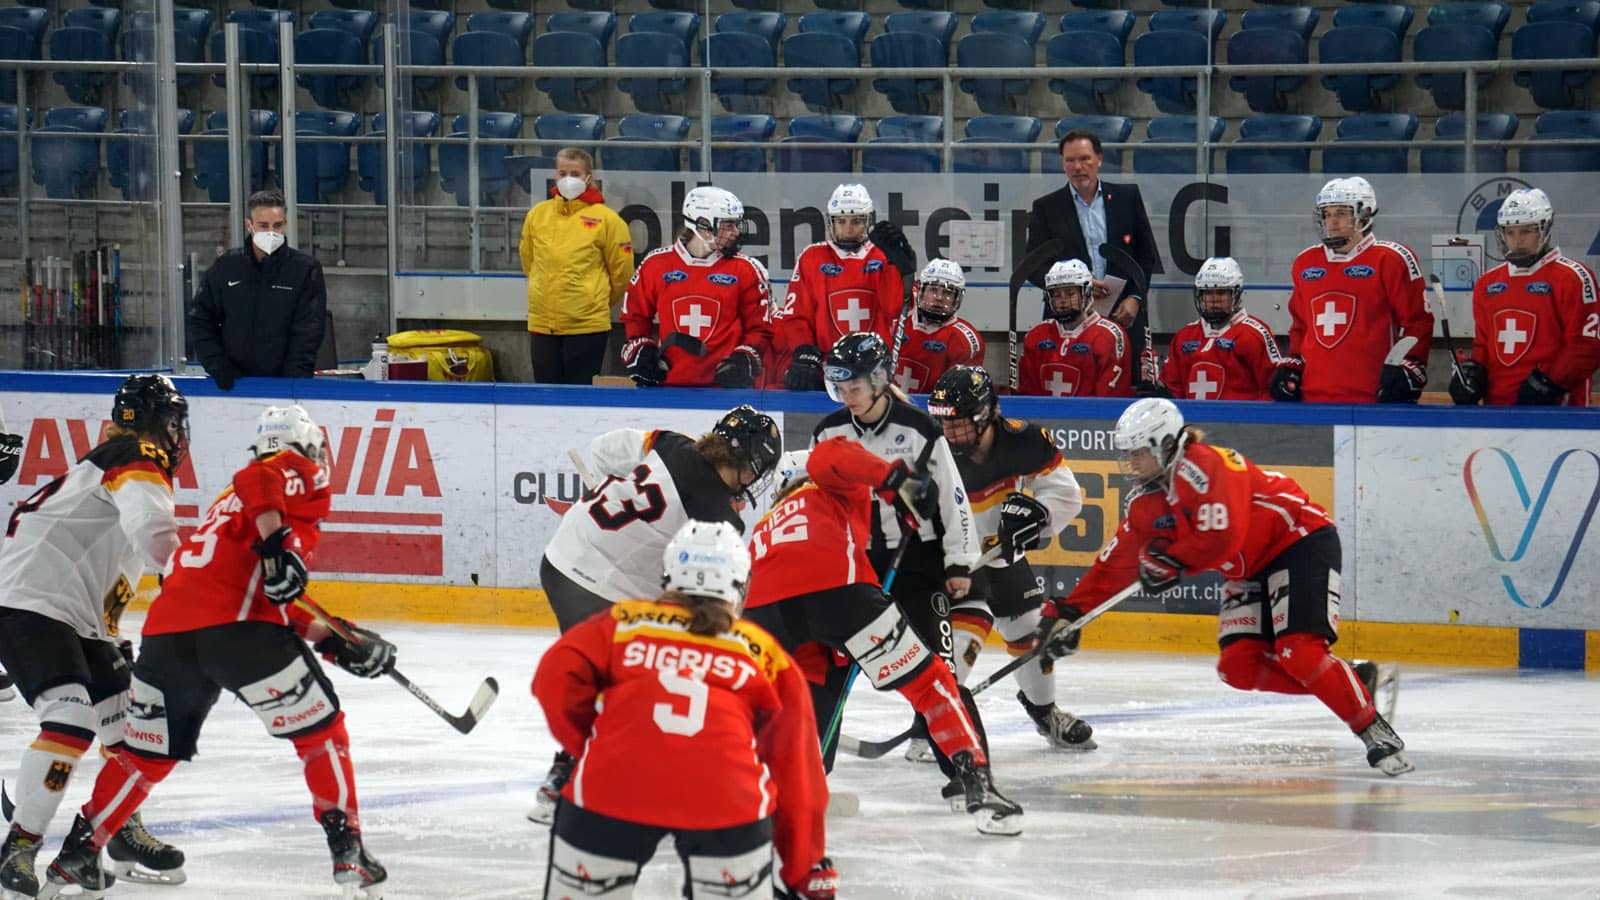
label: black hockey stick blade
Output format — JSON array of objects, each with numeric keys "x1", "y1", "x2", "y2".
[
  {"x1": 1009, "y1": 239, "x2": 1066, "y2": 391},
  {"x1": 391, "y1": 668, "x2": 500, "y2": 735},
  {"x1": 1, "y1": 781, "x2": 12, "y2": 822},
  {"x1": 661, "y1": 331, "x2": 709, "y2": 357},
  {"x1": 966, "y1": 580, "x2": 1142, "y2": 698},
  {"x1": 838, "y1": 726, "x2": 917, "y2": 761}
]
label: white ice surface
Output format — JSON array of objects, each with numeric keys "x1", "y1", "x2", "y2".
[{"x1": 5, "y1": 618, "x2": 1598, "y2": 900}]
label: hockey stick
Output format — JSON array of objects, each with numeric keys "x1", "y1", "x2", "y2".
[
  {"x1": 568, "y1": 448, "x2": 598, "y2": 492},
  {"x1": 888, "y1": 263, "x2": 916, "y2": 375},
  {"x1": 839, "y1": 580, "x2": 1140, "y2": 760},
  {"x1": 1100, "y1": 242, "x2": 1156, "y2": 386},
  {"x1": 1009, "y1": 239, "x2": 1066, "y2": 392},
  {"x1": 1428, "y1": 275, "x2": 1467, "y2": 389},
  {"x1": 295, "y1": 596, "x2": 499, "y2": 735}
]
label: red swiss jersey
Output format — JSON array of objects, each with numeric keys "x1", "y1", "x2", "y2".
[
  {"x1": 620, "y1": 242, "x2": 772, "y2": 387},
  {"x1": 1161, "y1": 311, "x2": 1282, "y2": 401},
  {"x1": 1065, "y1": 442, "x2": 1333, "y2": 610},
  {"x1": 532, "y1": 599, "x2": 827, "y2": 887},
  {"x1": 746, "y1": 437, "x2": 895, "y2": 609},
  {"x1": 893, "y1": 317, "x2": 985, "y2": 394},
  {"x1": 1471, "y1": 248, "x2": 1600, "y2": 406},
  {"x1": 777, "y1": 241, "x2": 904, "y2": 354},
  {"x1": 1018, "y1": 313, "x2": 1134, "y2": 397},
  {"x1": 145, "y1": 450, "x2": 329, "y2": 636},
  {"x1": 1287, "y1": 235, "x2": 1433, "y2": 402}
]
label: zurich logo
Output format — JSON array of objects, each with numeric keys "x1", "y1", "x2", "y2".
[
  {"x1": 1343, "y1": 265, "x2": 1375, "y2": 278},
  {"x1": 821, "y1": 263, "x2": 843, "y2": 276},
  {"x1": 1180, "y1": 340, "x2": 1201, "y2": 353},
  {"x1": 1300, "y1": 268, "x2": 1325, "y2": 280},
  {"x1": 1527, "y1": 281, "x2": 1552, "y2": 294},
  {"x1": 1486, "y1": 282, "x2": 1508, "y2": 295},
  {"x1": 922, "y1": 340, "x2": 947, "y2": 352},
  {"x1": 664, "y1": 270, "x2": 688, "y2": 283},
  {"x1": 709, "y1": 273, "x2": 738, "y2": 286},
  {"x1": 865, "y1": 260, "x2": 883, "y2": 273}
]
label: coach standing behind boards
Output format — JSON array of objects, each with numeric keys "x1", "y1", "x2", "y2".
[
  {"x1": 189, "y1": 189, "x2": 327, "y2": 390},
  {"x1": 1026, "y1": 130, "x2": 1160, "y2": 383}
]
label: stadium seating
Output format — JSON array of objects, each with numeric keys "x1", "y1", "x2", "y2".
[
  {"x1": 63, "y1": 8, "x2": 121, "y2": 46},
  {"x1": 617, "y1": 32, "x2": 691, "y2": 114},
  {"x1": 545, "y1": 14, "x2": 615, "y2": 56},
  {"x1": 1226, "y1": 114, "x2": 1322, "y2": 174},
  {"x1": 32, "y1": 106, "x2": 108, "y2": 199},
  {"x1": 701, "y1": 31, "x2": 777, "y2": 113},
  {"x1": 1226, "y1": 28, "x2": 1307, "y2": 114},
  {"x1": 1239, "y1": 6, "x2": 1319, "y2": 41},
  {"x1": 1046, "y1": 30, "x2": 1124, "y2": 115},
  {"x1": 209, "y1": 26, "x2": 279, "y2": 92},
  {"x1": 532, "y1": 112, "x2": 604, "y2": 161},
  {"x1": 1323, "y1": 113, "x2": 1418, "y2": 175},
  {"x1": 777, "y1": 113, "x2": 861, "y2": 172},
  {"x1": 603, "y1": 113, "x2": 689, "y2": 172},
  {"x1": 862, "y1": 114, "x2": 942, "y2": 173},
  {"x1": 294, "y1": 28, "x2": 366, "y2": 109},
  {"x1": 48, "y1": 26, "x2": 113, "y2": 106},
  {"x1": 1134, "y1": 115, "x2": 1224, "y2": 175},
  {"x1": 106, "y1": 108, "x2": 196, "y2": 201},
  {"x1": 453, "y1": 30, "x2": 526, "y2": 111},
  {"x1": 0, "y1": 24, "x2": 36, "y2": 105},
  {"x1": 276, "y1": 109, "x2": 361, "y2": 203},
  {"x1": 1420, "y1": 112, "x2": 1518, "y2": 173},
  {"x1": 1054, "y1": 114, "x2": 1134, "y2": 172},
  {"x1": 870, "y1": 32, "x2": 947, "y2": 115},
  {"x1": 1319, "y1": 27, "x2": 1403, "y2": 113},
  {"x1": 0, "y1": 7, "x2": 48, "y2": 57},
  {"x1": 797, "y1": 11, "x2": 870, "y2": 55},
  {"x1": 532, "y1": 32, "x2": 605, "y2": 114},
  {"x1": 402, "y1": 10, "x2": 456, "y2": 49},
  {"x1": 467, "y1": 11, "x2": 534, "y2": 50},
  {"x1": 226, "y1": 9, "x2": 294, "y2": 35},
  {"x1": 308, "y1": 10, "x2": 376, "y2": 48},
  {"x1": 381, "y1": 28, "x2": 443, "y2": 100},
  {"x1": 1426, "y1": 2, "x2": 1512, "y2": 39},
  {"x1": 1414, "y1": 24, "x2": 1498, "y2": 110},
  {"x1": 1331, "y1": 3, "x2": 1414, "y2": 37},
  {"x1": 1527, "y1": 0, "x2": 1600, "y2": 32},
  {"x1": 1520, "y1": 110, "x2": 1600, "y2": 171},
  {"x1": 438, "y1": 111, "x2": 523, "y2": 206},
  {"x1": 192, "y1": 110, "x2": 276, "y2": 204},
  {"x1": 956, "y1": 32, "x2": 1034, "y2": 115},
  {"x1": 885, "y1": 11, "x2": 958, "y2": 46},
  {"x1": 953, "y1": 114, "x2": 1040, "y2": 174},
  {"x1": 120, "y1": 28, "x2": 203, "y2": 98},
  {"x1": 1149, "y1": 8, "x2": 1227, "y2": 44},
  {"x1": 972, "y1": 11, "x2": 1046, "y2": 47},
  {"x1": 783, "y1": 31, "x2": 859, "y2": 112},
  {"x1": 629, "y1": 11, "x2": 701, "y2": 48},
  {"x1": 702, "y1": 113, "x2": 775, "y2": 172},
  {"x1": 716, "y1": 12, "x2": 786, "y2": 50},
  {"x1": 0, "y1": 107, "x2": 24, "y2": 192},
  {"x1": 1512, "y1": 22, "x2": 1598, "y2": 109},
  {"x1": 1134, "y1": 30, "x2": 1208, "y2": 114}
]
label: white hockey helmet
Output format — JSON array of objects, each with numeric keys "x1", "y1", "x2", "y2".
[
  {"x1": 1044, "y1": 258, "x2": 1094, "y2": 324},
  {"x1": 682, "y1": 186, "x2": 748, "y2": 258},
  {"x1": 1113, "y1": 398, "x2": 1185, "y2": 482},
  {"x1": 915, "y1": 257, "x2": 966, "y2": 324},
  {"x1": 1193, "y1": 256, "x2": 1245, "y2": 327},
  {"x1": 1315, "y1": 176, "x2": 1377, "y2": 247},
  {"x1": 662, "y1": 520, "x2": 752, "y2": 610},
  {"x1": 827, "y1": 183, "x2": 874, "y2": 251},
  {"x1": 1495, "y1": 187, "x2": 1554, "y2": 266},
  {"x1": 772, "y1": 449, "x2": 811, "y2": 502},
  {"x1": 252, "y1": 404, "x2": 325, "y2": 464}
]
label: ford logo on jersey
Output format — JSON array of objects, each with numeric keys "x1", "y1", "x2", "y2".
[
  {"x1": 1486, "y1": 282, "x2": 1508, "y2": 295},
  {"x1": 664, "y1": 270, "x2": 688, "y2": 283},
  {"x1": 821, "y1": 263, "x2": 843, "y2": 276},
  {"x1": 823, "y1": 365, "x2": 853, "y2": 381},
  {"x1": 708, "y1": 273, "x2": 738, "y2": 286},
  {"x1": 1344, "y1": 265, "x2": 1375, "y2": 278},
  {"x1": 1153, "y1": 514, "x2": 1177, "y2": 530},
  {"x1": 1300, "y1": 268, "x2": 1326, "y2": 280},
  {"x1": 1070, "y1": 343, "x2": 1091, "y2": 354},
  {"x1": 1037, "y1": 339, "x2": 1057, "y2": 350},
  {"x1": 922, "y1": 340, "x2": 947, "y2": 352},
  {"x1": 1216, "y1": 338, "x2": 1235, "y2": 350},
  {"x1": 1181, "y1": 340, "x2": 1201, "y2": 353},
  {"x1": 865, "y1": 260, "x2": 883, "y2": 273},
  {"x1": 1527, "y1": 281, "x2": 1553, "y2": 294}
]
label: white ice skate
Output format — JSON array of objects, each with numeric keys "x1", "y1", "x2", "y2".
[{"x1": 903, "y1": 737, "x2": 938, "y2": 764}]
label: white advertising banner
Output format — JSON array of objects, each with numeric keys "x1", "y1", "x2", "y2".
[{"x1": 1352, "y1": 426, "x2": 1600, "y2": 629}]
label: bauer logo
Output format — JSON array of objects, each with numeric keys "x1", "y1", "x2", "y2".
[
  {"x1": 1343, "y1": 265, "x2": 1375, "y2": 279},
  {"x1": 1462, "y1": 447, "x2": 1600, "y2": 609}
]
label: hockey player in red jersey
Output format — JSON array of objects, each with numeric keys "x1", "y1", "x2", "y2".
[
  {"x1": 1450, "y1": 187, "x2": 1600, "y2": 407},
  {"x1": 1037, "y1": 399, "x2": 1413, "y2": 777},
  {"x1": 1159, "y1": 257, "x2": 1283, "y2": 401},
  {"x1": 1272, "y1": 177, "x2": 1433, "y2": 404},
  {"x1": 1019, "y1": 258, "x2": 1134, "y2": 397},
  {"x1": 0, "y1": 375, "x2": 190, "y2": 898},
  {"x1": 743, "y1": 439, "x2": 1024, "y2": 836},
  {"x1": 68, "y1": 405, "x2": 395, "y2": 899},
  {"x1": 620, "y1": 186, "x2": 773, "y2": 388},
  {"x1": 891, "y1": 258, "x2": 986, "y2": 394},
  {"x1": 533, "y1": 521, "x2": 837, "y2": 900}
]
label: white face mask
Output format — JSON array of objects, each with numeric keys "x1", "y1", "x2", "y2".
[
  {"x1": 555, "y1": 176, "x2": 587, "y2": 201},
  {"x1": 251, "y1": 230, "x2": 286, "y2": 255}
]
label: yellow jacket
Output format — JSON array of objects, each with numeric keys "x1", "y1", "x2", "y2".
[{"x1": 519, "y1": 187, "x2": 635, "y2": 334}]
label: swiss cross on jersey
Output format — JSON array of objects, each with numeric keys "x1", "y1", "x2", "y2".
[
  {"x1": 1492, "y1": 309, "x2": 1536, "y2": 365},
  {"x1": 829, "y1": 292, "x2": 876, "y2": 334},
  {"x1": 1041, "y1": 364, "x2": 1080, "y2": 397},
  {"x1": 1187, "y1": 361, "x2": 1226, "y2": 400},
  {"x1": 671, "y1": 296, "x2": 722, "y2": 340},
  {"x1": 1310, "y1": 292, "x2": 1356, "y2": 348}
]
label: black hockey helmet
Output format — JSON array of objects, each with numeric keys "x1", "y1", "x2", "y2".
[
  {"x1": 823, "y1": 332, "x2": 891, "y2": 403},
  {"x1": 112, "y1": 374, "x2": 189, "y2": 469},
  {"x1": 712, "y1": 405, "x2": 782, "y2": 502},
  {"x1": 927, "y1": 365, "x2": 997, "y2": 455}
]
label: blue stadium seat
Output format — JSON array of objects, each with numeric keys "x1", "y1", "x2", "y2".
[
  {"x1": 0, "y1": 25, "x2": 36, "y2": 105},
  {"x1": 1134, "y1": 115, "x2": 1223, "y2": 174},
  {"x1": 63, "y1": 8, "x2": 121, "y2": 45},
  {"x1": 1240, "y1": 7, "x2": 1319, "y2": 41},
  {"x1": 784, "y1": 32, "x2": 859, "y2": 112},
  {"x1": 208, "y1": 26, "x2": 279, "y2": 91},
  {"x1": 777, "y1": 113, "x2": 861, "y2": 172},
  {"x1": 1332, "y1": 3, "x2": 1413, "y2": 37},
  {"x1": 885, "y1": 11, "x2": 958, "y2": 46},
  {"x1": 716, "y1": 12, "x2": 785, "y2": 49},
  {"x1": 1061, "y1": 10, "x2": 1135, "y2": 44},
  {"x1": 699, "y1": 113, "x2": 774, "y2": 172},
  {"x1": 861, "y1": 114, "x2": 942, "y2": 173},
  {"x1": 119, "y1": 107, "x2": 195, "y2": 133},
  {"x1": 109, "y1": 107, "x2": 193, "y2": 198},
  {"x1": 1323, "y1": 113, "x2": 1417, "y2": 175},
  {"x1": 1054, "y1": 114, "x2": 1133, "y2": 172},
  {"x1": 1521, "y1": 110, "x2": 1600, "y2": 171},
  {"x1": 193, "y1": 110, "x2": 275, "y2": 202},
  {"x1": 532, "y1": 113, "x2": 605, "y2": 159},
  {"x1": 359, "y1": 111, "x2": 440, "y2": 204},
  {"x1": 616, "y1": 32, "x2": 690, "y2": 114},
  {"x1": 294, "y1": 28, "x2": 366, "y2": 109},
  {"x1": 1226, "y1": 114, "x2": 1320, "y2": 175},
  {"x1": 0, "y1": 107, "x2": 26, "y2": 192},
  {"x1": 956, "y1": 33, "x2": 1034, "y2": 115},
  {"x1": 438, "y1": 111, "x2": 523, "y2": 206},
  {"x1": 870, "y1": 32, "x2": 947, "y2": 115},
  {"x1": 1134, "y1": 30, "x2": 1208, "y2": 114},
  {"x1": 954, "y1": 114, "x2": 1040, "y2": 173},
  {"x1": 732, "y1": 0, "x2": 784, "y2": 10},
  {"x1": 603, "y1": 114, "x2": 689, "y2": 172},
  {"x1": 402, "y1": 10, "x2": 456, "y2": 49},
  {"x1": 1227, "y1": 29, "x2": 1306, "y2": 113},
  {"x1": 1421, "y1": 112, "x2": 1518, "y2": 173},
  {"x1": 630, "y1": 11, "x2": 700, "y2": 48},
  {"x1": 1512, "y1": 22, "x2": 1597, "y2": 109},
  {"x1": 701, "y1": 31, "x2": 776, "y2": 113},
  {"x1": 1527, "y1": 0, "x2": 1600, "y2": 32},
  {"x1": 972, "y1": 11, "x2": 1045, "y2": 47},
  {"x1": 1067, "y1": 0, "x2": 1121, "y2": 11},
  {"x1": 798, "y1": 12, "x2": 869, "y2": 55},
  {"x1": 533, "y1": 32, "x2": 605, "y2": 114},
  {"x1": 32, "y1": 106, "x2": 108, "y2": 199},
  {"x1": 382, "y1": 29, "x2": 444, "y2": 99},
  {"x1": 48, "y1": 27, "x2": 113, "y2": 105},
  {"x1": 126, "y1": 8, "x2": 212, "y2": 48},
  {"x1": 0, "y1": 8, "x2": 48, "y2": 56},
  {"x1": 1149, "y1": 8, "x2": 1226, "y2": 44},
  {"x1": 467, "y1": 11, "x2": 535, "y2": 50},
  {"x1": 1319, "y1": 27, "x2": 1403, "y2": 113},
  {"x1": 547, "y1": 12, "x2": 615, "y2": 56},
  {"x1": 276, "y1": 109, "x2": 360, "y2": 203},
  {"x1": 308, "y1": 10, "x2": 376, "y2": 47},
  {"x1": 983, "y1": 0, "x2": 1038, "y2": 8},
  {"x1": 1427, "y1": 2, "x2": 1511, "y2": 39},
  {"x1": 1046, "y1": 31, "x2": 1123, "y2": 115},
  {"x1": 227, "y1": 9, "x2": 294, "y2": 34},
  {"x1": 120, "y1": 28, "x2": 203, "y2": 97},
  {"x1": 1414, "y1": 24, "x2": 1498, "y2": 111},
  {"x1": 453, "y1": 31, "x2": 525, "y2": 110}
]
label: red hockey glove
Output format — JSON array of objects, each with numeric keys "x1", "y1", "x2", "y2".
[
  {"x1": 1138, "y1": 538, "x2": 1183, "y2": 594},
  {"x1": 1034, "y1": 598, "x2": 1085, "y2": 658},
  {"x1": 784, "y1": 858, "x2": 838, "y2": 900},
  {"x1": 621, "y1": 337, "x2": 667, "y2": 387}
]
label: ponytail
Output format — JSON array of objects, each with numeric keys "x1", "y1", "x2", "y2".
[{"x1": 659, "y1": 589, "x2": 735, "y2": 636}]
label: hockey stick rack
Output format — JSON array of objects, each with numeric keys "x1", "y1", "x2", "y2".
[{"x1": 1009, "y1": 239, "x2": 1066, "y2": 392}]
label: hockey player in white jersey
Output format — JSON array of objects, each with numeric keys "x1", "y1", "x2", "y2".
[
  {"x1": 0, "y1": 375, "x2": 190, "y2": 899},
  {"x1": 0, "y1": 406, "x2": 20, "y2": 704}
]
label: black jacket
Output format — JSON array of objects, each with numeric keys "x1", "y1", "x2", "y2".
[{"x1": 189, "y1": 245, "x2": 326, "y2": 379}]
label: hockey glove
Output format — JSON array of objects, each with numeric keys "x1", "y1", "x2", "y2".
[
  {"x1": 713, "y1": 345, "x2": 763, "y2": 389},
  {"x1": 621, "y1": 337, "x2": 667, "y2": 387},
  {"x1": 253, "y1": 526, "x2": 309, "y2": 605},
  {"x1": 997, "y1": 492, "x2": 1051, "y2": 563},
  {"x1": 1034, "y1": 598, "x2": 1085, "y2": 658},
  {"x1": 1135, "y1": 380, "x2": 1173, "y2": 399},
  {"x1": 1138, "y1": 538, "x2": 1183, "y2": 595},
  {"x1": 1267, "y1": 357, "x2": 1303, "y2": 402},
  {"x1": 1376, "y1": 358, "x2": 1427, "y2": 404},
  {"x1": 1516, "y1": 367, "x2": 1565, "y2": 405},
  {"x1": 1448, "y1": 358, "x2": 1487, "y2": 405},
  {"x1": 0, "y1": 431, "x2": 21, "y2": 484},
  {"x1": 117, "y1": 639, "x2": 135, "y2": 670},
  {"x1": 315, "y1": 618, "x2": 397, "y2": 679},
  {"x1": 783, "y1": 858, "x2": 839, "y2": 900},
  {"x1": 881, "y1": 460, "x2": 936, "y2": 522},
  {"x1": 211, "y1": 366, "x2": 238, "y2": 392},
  {"x1": 867, "y1": 220, "x2": 917, "y2": 282},
  {"x1": 784, "y1": 344, "x2": 825, "y2": 391}
]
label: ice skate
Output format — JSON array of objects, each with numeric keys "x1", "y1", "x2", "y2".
[
  {"x1": 527, "y1": 751, "x2": 575, "y2": 825},
  {"x1": 1354, "y1": 660, "x2": 1400, "y2": 722},
  {"x1": 0, "y1": 826, "x2": 41, "y2": 900},
  {"x1": 321, "y1": 810, "x2": 386, "y2": 900},
  {"x1": 107, "y1": 811, "x2": 187, "y2": 885},
  {"x1": 1358, "y1": 712, "x2": 1414, "y2": 777},
  {"x1": 0, "y1": 672, "x2": 15, "y2": 703},
  {"x1": 951, "y1": 751, "x2": 1023, "y2": 837},
  {"x1": 37, "y1": 815, "x2": 114, "y2": 900},
  {"x1": 1018, "y1": 692, "x2": 1097, "y2": 751},
  {"x1": 938, "y1": 780, "x2": 966, "y2": 814},
  {"x1": 903, "y1": 737, "x2": 938, "y2": 764}
]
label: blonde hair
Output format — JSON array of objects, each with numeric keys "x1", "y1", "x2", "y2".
[
  {"x1": 556, "y1": 147, "x2": 593, "y2": 173},
  {"x1": 659, "y1": 589, "x2": 735, "y2": 636}
]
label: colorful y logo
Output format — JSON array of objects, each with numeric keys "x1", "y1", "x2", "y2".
[{"x1": 1462, "y1": 447, "x2": 1600, "y2": 608}]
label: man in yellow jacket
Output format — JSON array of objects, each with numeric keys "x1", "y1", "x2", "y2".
[{"x1": 519, "y1": 148, "x2": 636, "y2": 384}]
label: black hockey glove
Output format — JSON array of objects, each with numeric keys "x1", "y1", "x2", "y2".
[
  {"x1": 1138, "y1": 538, "x2": 1183, "y2": 595},
  {"x1": 211, "y1": 366, "x2": 239, "y2": 392},
  {"x1": 621, "y1": 337, "x2": 667, "y2": 387},
  {"x1": 1267, "y1": 357, "x2": 1303, "y2": 402},
  {"x1": 117, "y1": 639, "x2": 135, "y2": 670},
  {"x1": 1449, "y1": 358, "x2": 1487, "y2": 405},
  {"x1": 782, "y1": 858, "x2": 838, "y2": 900},
  {"x1": 315, "y1": 618, "x2": 397, "y2": 679},
  {"x1": 1034, "y1": 598, "x2": 1085, "y2": 658},
  {"x1": 1376, "y1": 357, "x2": 1426, "y2": 404},
  {"x1": 713, "y1": 345, "x2": 762, "y2": 389},
  {"x1": 867, "y1": 220, "x2": 917, "y2": 282},
  {"x1": 252, "y1": 525, "x2": 309, "y2": 605},
  {"x1": 784, "y1": 344, "x2": 825, "y2": 391},
  {"x1": 1516, "y1": 367, "x2": 1564, "y2": 405},
  {"x1": 0, "y1": 431, "x2": 21, "y2": 485},
  {"x1": 881, "y1": 460, "x2": 935, "y2": 522},
  {"x1": 997, "y1": 492, "x2": 1050, "y2": 563}
]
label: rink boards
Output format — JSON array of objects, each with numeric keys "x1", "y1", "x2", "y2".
[{"x1": 0, "y1": 372, "x2": 1594, "y2": 670}]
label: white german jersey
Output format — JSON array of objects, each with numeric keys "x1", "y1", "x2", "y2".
[
  {"x1": 950, "y1": 418, "x2": 1082, "y2": 568},
  {"x1": 0, "y1": 437, "x2": 180, "y2": 640},
  {"x1": 543, "y1": 429, "x2": 743, "y2": 603}
]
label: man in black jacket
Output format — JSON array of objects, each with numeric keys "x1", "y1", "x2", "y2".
[
  {"x1": 189, "y1": 190, "x2": 327, "y2": 390},
  {"x1": 1025, "y1": 130, "x2": 1161, "y2": 381}
]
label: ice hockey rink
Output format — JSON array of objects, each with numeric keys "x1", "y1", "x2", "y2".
[{"x1": 4, "y1": 618, "x2": 1597, "y2": 900}]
